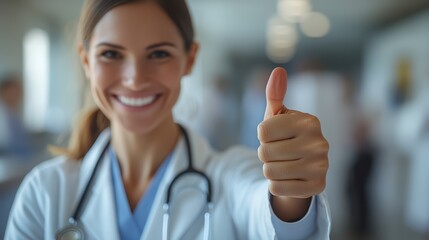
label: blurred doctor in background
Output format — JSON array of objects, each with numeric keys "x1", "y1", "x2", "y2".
[{"x1": 0, "y1": 73, "x2": 33, "y2": 159}]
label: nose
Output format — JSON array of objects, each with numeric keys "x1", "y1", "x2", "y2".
[{"x1": 122, "y1": 59, "x2": 151, "y2": 90}]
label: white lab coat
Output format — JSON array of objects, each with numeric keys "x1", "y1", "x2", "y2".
[{"x1": 5, "y1": 128, "x2": 331, "y2": 240}]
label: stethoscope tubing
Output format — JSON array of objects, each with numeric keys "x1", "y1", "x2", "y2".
[{"x1": 56, "y1": 125, "x2": 213, "y2": 240}]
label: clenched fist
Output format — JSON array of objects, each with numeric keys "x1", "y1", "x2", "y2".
[{"x1": 257, "y1": 67, "x2": 329, "y2": 221}]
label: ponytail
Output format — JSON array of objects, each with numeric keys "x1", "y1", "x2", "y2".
[{"x1": 50, "y1": 107, "x2": 109, "y2": 160}]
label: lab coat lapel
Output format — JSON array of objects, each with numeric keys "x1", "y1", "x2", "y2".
[
  {"x1": 77, "y1": 130, "x2": 120, "y2": 239},
  {"x1": 80, "y1": 153, "x2": 119, "y2": 239},
  {"x1": 76, "y1": 130, "x2": 111, "y2": 196},
  {"x1": 141, "y1": 130, "x2": 211, "y2": 240}
]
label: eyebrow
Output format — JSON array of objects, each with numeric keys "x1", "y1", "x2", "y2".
[
  {"x1": 147, "y1": 42, "x2": 177, "y2": 50},
  {"x1": 96, "y1": 42, "x2": 125, "y2": 49},
  {"x1": 95, "y1": 42, "x2": 177, "y2": 50}
]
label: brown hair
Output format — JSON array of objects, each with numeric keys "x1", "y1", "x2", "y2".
[
  {"x1": 56, "y1": 0, "x2": 195, "y2": 160},
  {"x1": 80, "y1": 0, "x2": 195, "y2": 51}
]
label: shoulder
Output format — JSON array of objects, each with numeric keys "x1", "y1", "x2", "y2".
[
  {"x1": 21, "y1": 156, "x2": 81, "y2": 191},
  {"x1": 25, "y1": 128, "x2": 111, "y2": 190},
  {"x1": 6, "y1": 156, "x2": 82, "y2": 229},
  {"x1": 5, "y1": 156, "x2": 84, "y2": 239},
  {"x1": 28, "y1": 156, "x2": 81, "y2": 182}
]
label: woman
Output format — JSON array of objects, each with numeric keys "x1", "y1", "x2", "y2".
[{"x1": 5, "y1": 0, "x2": 331, "y2": 239}]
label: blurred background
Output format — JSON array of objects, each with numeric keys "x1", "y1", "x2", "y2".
[{"x1": 1, "y1": 0, "x2": 429, "y2": 239}]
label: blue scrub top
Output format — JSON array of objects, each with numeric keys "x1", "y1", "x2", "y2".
[{"x1": 110, "y1": 148, "x2": 173, "y2": 240}]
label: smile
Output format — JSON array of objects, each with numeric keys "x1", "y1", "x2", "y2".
[{"x1": 117, "y1": 95, "x2": 157, "y2": 107}]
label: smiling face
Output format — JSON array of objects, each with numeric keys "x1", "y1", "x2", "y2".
[{"x1": 80, "y1": 1, "x2": 198, "y2": 135}]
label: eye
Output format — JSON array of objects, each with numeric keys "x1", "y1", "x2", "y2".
[
  {"x1": 100, "y1": 50, "x2": 121, "y2": 59},
  {"x1": 149, "y1": 50, "x2": 171, "y2": 59}
]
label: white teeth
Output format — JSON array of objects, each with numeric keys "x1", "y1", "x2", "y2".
[{"x1": 117, "y1": 95, "x2": 156, "y2": 107}]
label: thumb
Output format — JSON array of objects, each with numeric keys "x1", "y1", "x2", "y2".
[{"x1": 264, "y1": 67, "x2": 288, "y2": 120}]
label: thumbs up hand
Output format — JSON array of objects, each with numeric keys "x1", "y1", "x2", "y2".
[{"x1": 257, "y1": 67, "x2": 329, "y2": 222}]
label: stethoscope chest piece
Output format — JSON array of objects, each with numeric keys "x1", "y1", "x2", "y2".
[{"x1": 55, "y1": 218, "x2": 85, "y2": 240}]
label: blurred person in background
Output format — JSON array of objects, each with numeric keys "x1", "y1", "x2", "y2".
[
  {"x1": 0, "y1": 73, "x2": 33, "y2": 159},
  {"x1": 345, "y1": 113, "x2": 378, "y2": 236},
  {"x1": 5, "y1": 0, "x2": 331, "y2": 239},
  {"x1": 388, "y1": 57, "x2": 429, "y2": 238},
  {"x1": 397, "y1": 84, "x2": 429, "y2": 238}
]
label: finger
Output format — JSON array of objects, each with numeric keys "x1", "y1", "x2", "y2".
[
  {"x1": 258, "y1": 136, "x2": 328, "y2": 162},
  {"x1": 269, "y1": 179, "x2": 326, "y2": 198},
  {"x1": 258, "y1": 111, "x2": 322, "y2": 143},
  {"x1": 263, "y1": 160, "x2": 328, "y2": 181},
  {"x1": 264, "y1": 67, "x2": 288, "y2": 120}
]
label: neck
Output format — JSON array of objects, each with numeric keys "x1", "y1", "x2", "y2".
[{"x1": 111, "y1": 117, "x2": 180, "y2": 184}]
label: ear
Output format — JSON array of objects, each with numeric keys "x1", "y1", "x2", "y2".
[
  {"x1": 78, "y1": 44, "x2": 91, "y2": 80},
  {"x1": 184, "y1": 42, "x2": 199, "y2": 76}
]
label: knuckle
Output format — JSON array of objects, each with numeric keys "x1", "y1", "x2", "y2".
[
  {"x1": 257, "y1": 122, "x2": 269, "y2": 142},
  {"x1": 306, "y1": 138, "x2": 329, "y2": 158},
  {"x1": 311, "y1": 159, "x2": 329, "y2": 180},
  {"x1": 316, "y1": 139, "x2": 330, "y2": 156},
  {"x1": 258, "y1": 145, "x2": 270, "y2": 162},
  {"x1": 263, "y1": 164, "x2": 274, "y2": 179},
  {"x1": 320, "y1": 159, "x2": 329, "y2": 173},
  {"x1": 311, "y1": 115, "x2": 321, "y2": 126},
  {"x1": 269, "y1": 181, "x2": 287, "y2": 196},
  {"x1": 304, "y1": 114, "x2": 321, "y2": 131},
  {"x1": 324, "y1": 138, "x2": 330, "y2": 152},
  {"x1": 257, "y1": 145, "x2": 263, "y2": 161}
]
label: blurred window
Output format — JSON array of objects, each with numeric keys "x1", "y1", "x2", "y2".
[{"x1": 23, "y1": 28, "x2": 50, "y2": 131}]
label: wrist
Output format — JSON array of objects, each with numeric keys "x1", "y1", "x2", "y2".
[{"x1": 271, "y1": 195, "x2": 312, "y2": 222}]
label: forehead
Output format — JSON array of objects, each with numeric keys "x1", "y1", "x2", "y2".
[{"x1": 91, "y1": 1, "x2": 183, "y2": 47}]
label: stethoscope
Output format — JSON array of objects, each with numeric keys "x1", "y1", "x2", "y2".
[{"x1": 56, "y1": 125, "x2": 213, "y2": 240}]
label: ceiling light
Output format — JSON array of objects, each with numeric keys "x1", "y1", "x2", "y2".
[
  {"x1": 300, "y1": 12, "x2": 330, "y2": 37},
  {"x1": 278, "y1": 0, "x2": 312, "y2": 22},
  {"x1": 267, "y1": 16, "x2": 298, "y2": 48},
  {"x1": 266, "y1": 44, "x2": 295, "y2": 63}
]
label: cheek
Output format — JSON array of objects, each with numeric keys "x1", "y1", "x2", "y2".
[
  {"x1": 90, "y1": 62, "x2": 120, "y2": 90},
  {"x1": 88, "y1": 62, "x2": 120, "y2": 116},
  {"x1": 159, "y1": 60, "x2": 185, "y2": 89}
]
